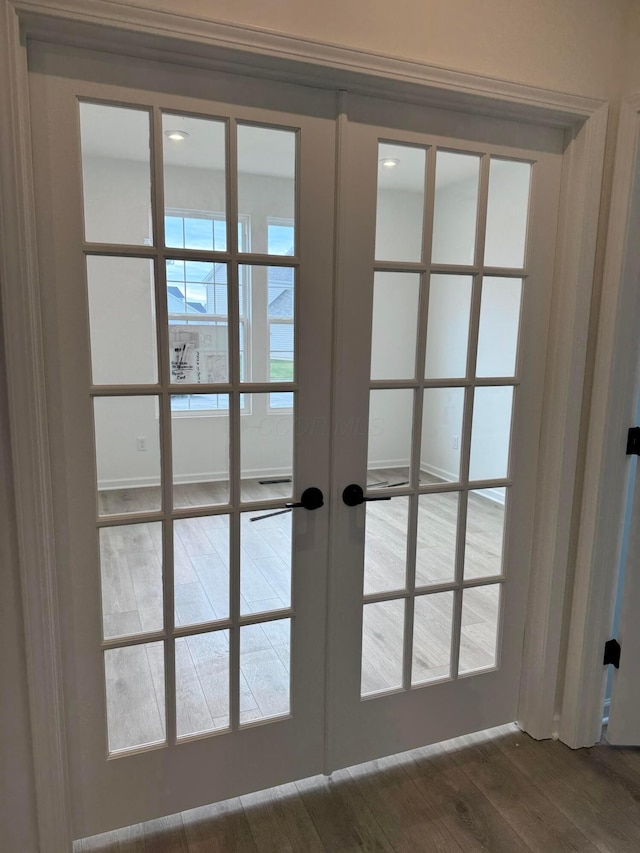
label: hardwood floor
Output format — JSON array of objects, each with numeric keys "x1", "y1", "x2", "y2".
[
  {"x1": 99, "y1": 470, "x2": 505, "y2": 750},
  {"x1": 75, "y1": 723, "x2": 640, "y2": 852}
]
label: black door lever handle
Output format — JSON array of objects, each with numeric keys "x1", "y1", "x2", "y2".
[
  {"x1": 285, "y1": 487, "x2": 324, "y2": 511},
  {"x1": 342, "y1": 483, "x2": 392, "y2": 507}
]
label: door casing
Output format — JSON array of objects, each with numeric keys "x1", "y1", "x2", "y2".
[
  {"x1": 559, "y1": 92, "x2": 640, "y2": 750},
  {"x1": 0, "y1": 2, "x2": 609, "y2": 849}
]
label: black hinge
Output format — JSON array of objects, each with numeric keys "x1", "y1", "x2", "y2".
[
  {"x1": 604, "y1": 639, "x2": 621, "y2": 668},
  {"x1": 627, "y1": 427, "x2": 640, "y2": 455}
]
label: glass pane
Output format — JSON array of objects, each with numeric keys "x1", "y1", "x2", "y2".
[
  {"x1": 361, "y1": 599, "x2": 405, "y2": 696},
  {"x1": 425, "y1": 275, "x2": 472, "y2": 379},
  {"x1": 476, "y1": 278, "x2": 523, "y2": 378},
  {"x1": 105, "y1": 641, "x2": 165, "y2": 753},
  {"x1": 459, "y1": 584, "x2": 501, "y2": 674},
  {"x1": 87, "y1": 256, "x2": 157, "y2": 386},
  {"x1": 238, "y1": 125, "x2": 296, "y2": 255},
  {"x1": 370, "y1": 272, "x2": 420, "y2": 380},
  {"x1": 469, "y1": 387, "x2": 514, "y2": 481},
  {"x1": 484, "y1": 159, "x2": 532, "y2": 268},
  {"x1": 240, "y1": 619, "x2": 291, "y2": 723},
  {"x1": 415, "y1": 492, "x2": 459, "y2": 587},
  {"x1": 375, "y1": 143, "x2": 426, "y2": 263},
  {"x1": 241, "y1": 511, "x2": 292, "y2": 615},
  {"x1": 241, "y1": 393, "x2": 293, "y2": 502},
  {"x1": 168, "y1": 260, "x2": 229, "y2": 385},
  {"x1": 367, "y1": 389, "x2": 413, "y2": 487},
  {"x1": 100, "y1": 522, "x2": 163, "y2": 639},
  {"x1": 176, "y1": 630, "x2": 230, "y2": 738},
  {"x1": 94, "y1": 396, "x2": 161, "y2": 516},
  {"x1": 268, "y1": 220, "x2": 294, "y2": 256},
  {"x1": 79, "y1": 103, "x2": 152, "y2": 246},
  {"x1": 270, "y1": 391, "x2": 294, "y2": 411},
  {"x1": 364, "y1": 497, "x2": 408, "y2": 595},
  {"x1": 172, "y1": 395, "x2": 229, "y2": 508},
  {"x1": 431, "y1": 151, "x2": 480, "y2": 265},
  {"x1": 412, "y1": 591, "x2": 454, "y2": 685},
  {"x1": 174, "y1": 515, "x2": 229, "y2": 627},
  {"x1": 240, "y1": 265, "x2": 295, "y2": 383},
  {"x1": 464, "y1": 488, "x2": 507, "y2": 579},
  {"x1": 162, "y1": 114, "x2": 227, "y2": 251},
  {"x1": 420, "y1": 387, "x2": 465, "y2": 485}
]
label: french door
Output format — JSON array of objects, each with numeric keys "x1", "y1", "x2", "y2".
[
  {"x1": 29, "y1": 42, "x2": 564, "y2": 841},
  {"x1": 328, "y1": 95, "x2": 563, "y2": 768},
  {"x1": 30, "y1": 43, "x2": 336, "y2": 838}
]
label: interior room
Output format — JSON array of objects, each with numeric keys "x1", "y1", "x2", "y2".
[{"x1": 82, "y1": 111, "x2": 521, "y2": 737}]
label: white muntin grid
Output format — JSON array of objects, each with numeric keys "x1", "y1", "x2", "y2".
[
  {"x1": 362, "y1": 141, "x2": 533, "y2": 697},
  {"x1": 82, "y1": 101, "x2": 301, "y2": 754}
]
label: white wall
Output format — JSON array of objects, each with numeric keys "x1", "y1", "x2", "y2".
[
  {"x1": 142, "y1": 0, "x2": 628, "y2": 100},
  {"x1": 84, "y1": 155, "x2": 296, "y2": 489},
  {"x1": 371, "y1": 172, "x2": 525, "y2": 494},
  {"x1": 422, "y1": 168, "x2": 528, "y2": 496}
]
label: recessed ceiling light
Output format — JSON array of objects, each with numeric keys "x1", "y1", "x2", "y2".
[
  {"x1": 380, "y1": 157, "x2": 400, "y2": 169},
  {"x1": 165, "y1": 130, "x2": 189, "y2": 141}
]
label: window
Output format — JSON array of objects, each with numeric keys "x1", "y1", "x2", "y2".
[
  {"x1": 166, "y1": 213, "x2": 228, "y2": 252},
  {"x1": 267, "y1": 220, "x2": 295, "y2": 410},
  {"x1": 167, "y1": 213, "x2": 248, "y2": 413},
  {"x1": 166, "y1": 213, "x2": 294, "y2": 414}
]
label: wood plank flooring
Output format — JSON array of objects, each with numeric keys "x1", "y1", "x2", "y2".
[
  {"x1": 75, "y1": 723, "x2": 640, "y2": 852},
  {"x1": 99, "y1": 470, "x2": 505, "y2": 749}
]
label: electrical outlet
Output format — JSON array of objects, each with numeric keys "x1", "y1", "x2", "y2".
[
  {"x1": 137, "y1": 436, "x2": 147, "y2": 452},
  {"x1": 452, "y1": 435, "x2": 460, "y2": 450}
]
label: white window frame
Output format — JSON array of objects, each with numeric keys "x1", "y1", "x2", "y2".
[
  {"x1": 266, "y1": 216, "x2": 295, "y2": 413},
  {"x1": 166, "y1": 209, "x2": 251, "y2": 418}
]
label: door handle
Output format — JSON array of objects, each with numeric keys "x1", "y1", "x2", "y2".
[
  {"x1": 285, "y1": 486, "x2": 324, "y2": 511},
  {"x1": 251, "y1": 486, "x2": 324, "y2": 522},
  {"x1": 342, "y1": 483, "x2": 392, "y2": 507}
]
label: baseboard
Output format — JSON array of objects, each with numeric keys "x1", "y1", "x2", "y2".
[
  {"x1": 420, "y1": 461, "x2": 457, "y2": 484},
  {"x1": 367, "y1": 459, "x2": 411, "y2": 471},
  {"x1": 420, "y1": 462, "x2": 506, "y2": 506},
  {"x1": 97, "y1": 466, "x2": 292, "y2": 491}
]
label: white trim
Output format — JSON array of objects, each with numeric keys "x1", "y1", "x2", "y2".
[
  {"x1": 419, "y1": 462, "x2": 458, "y2": 484},
  {"x1": 558, "y1": 95, "x2": 640, "y2": 748},
  {"x1": 0, "y1": 0, "x2": 609, "y2": 846},
  {"x1": 97, "y1": 467, "x2": 292, "y2": 490},
  {"x1": 367, "y1": 458, "x2": 413, "y2": 472},
  {"x1": 418, "y1": 463, "x2": 506, "y2": 506},
  {"x1": 14, "y1": 0, "x2": 602, "y2": 122},
  {"x1": 0, "y1": 3, "x2": 72, "y2": 852},
  {"x1": 516, "y1": 104, "x2": 608, "y2": 741}
]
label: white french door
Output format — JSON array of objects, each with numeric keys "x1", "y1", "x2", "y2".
[
  {"x1": 29, "y1": 43, "x2": 565, "y2": 842},
  {"x1": 328, "y1": 94, "x2": 563, "y2": 768},
  {"x1": 30, "y1": 44, "x2": 336, "y2": 838}
]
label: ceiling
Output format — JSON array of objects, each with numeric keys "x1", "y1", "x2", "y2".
[
  {"x1": 80, "y1": 103, "x2": 295, "y2": 178},
  {"x1": 378, "y1": 142, "x2": 480, "y2": 191},
  {"x1": 80, "y1": 103, "x2": 480, "y2": 190}
]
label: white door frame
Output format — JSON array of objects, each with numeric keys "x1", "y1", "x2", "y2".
[
  {"x1": 558, "y1": 93, "x2": 640, "y2": 749},
  {"x1": 0, "y1": 2, "x2": 608, "y2": 850}
]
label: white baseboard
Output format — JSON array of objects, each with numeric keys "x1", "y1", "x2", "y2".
[
  {"x1": 420, "y1": 461, "x2": 457, "y2": 484},
  {"x1": 367, "y1": 459, "x2": 411, "y2": 471},
  {"x1": 420, "y1": 462, "x2": 506, "y2": 506},
  {"x1": 98, "y1": 466, "x2": 292, "y2": 491}
]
